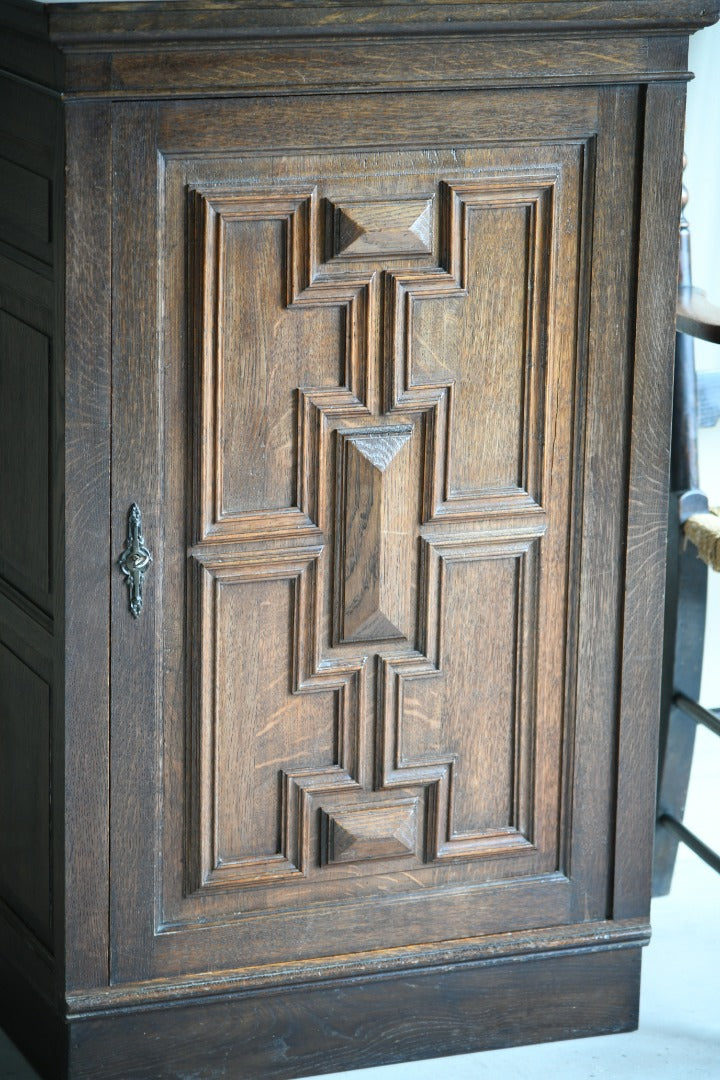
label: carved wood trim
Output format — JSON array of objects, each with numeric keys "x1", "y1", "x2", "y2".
[{"x1": 68, "y1": 916, "x2": 650, "y2": 1012}]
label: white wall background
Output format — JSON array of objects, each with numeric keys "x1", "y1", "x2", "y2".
[{"x1": 685, "y1": 21, "x2": 720, "y2": 707}]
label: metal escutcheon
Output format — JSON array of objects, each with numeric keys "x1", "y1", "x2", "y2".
[{"x1": 119, "y1": 503, "x2": 152, "y2": 618}]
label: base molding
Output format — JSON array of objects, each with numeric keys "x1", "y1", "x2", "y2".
[
  {"x1": 66, "y1": 917, "x2": 650, "y2": 1014},
  {"x1": 2, "y1": 944, "x2": 642, "y2": 1080}
]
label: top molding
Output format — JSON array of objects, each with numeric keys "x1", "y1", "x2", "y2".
[
  {"x1": 4, "y1": 1, "x2": 720, "y2": 41},
  {"x1": 1, "y1": 0, "x2": 719, "y2": 97}
]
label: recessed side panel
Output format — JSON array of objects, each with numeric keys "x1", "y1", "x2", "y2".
[
  {"x1": 442, "y1": 558, "x2": 521, "y2": 835},
  {"x1": 0, "y1": 309, "x2": 51, "y2": 613},
  {"x1": 0, "y1": 641, "x2": 52, "y2": 952},
  {"x1": 0, "y1": 158, "x2": 52, "y2": 265}
]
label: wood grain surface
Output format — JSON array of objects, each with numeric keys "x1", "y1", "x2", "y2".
[{"x1": 0, "y1": 2, "x2": 711, "y2": 1077}]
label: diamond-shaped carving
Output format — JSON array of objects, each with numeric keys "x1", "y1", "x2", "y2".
[{"x1": 332, "y1": 197, "x2": 433, "y2": 259}]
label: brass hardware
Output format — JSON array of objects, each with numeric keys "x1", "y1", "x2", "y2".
[{"x1": 119, "y1": 503, "x2": 152, "y2": 618}]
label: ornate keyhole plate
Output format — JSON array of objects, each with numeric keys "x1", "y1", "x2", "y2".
[{"x1": 119, "y1": 503, "x2": 152, "y2": 618}]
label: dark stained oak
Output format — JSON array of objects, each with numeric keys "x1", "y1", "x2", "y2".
[
  {"x1": 0, "y1": 2, "x2": 716, "y2": 1078},
  {"x1": 64, "y1": 947, "x2": 642, "y2": 1080},
  {"x1": 614, "y1": 80, "x2": 689, "y2": 921},
  {"x1": 138, "y1": 139, "x2": 583, "y2": 975},
  {"x1": 61, "y1": 99, "x2": 113, "y2": 994}
]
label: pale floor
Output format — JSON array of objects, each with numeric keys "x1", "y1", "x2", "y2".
[{"x1": 1, "y1": 724, "x2": 718, "y2": 1079}]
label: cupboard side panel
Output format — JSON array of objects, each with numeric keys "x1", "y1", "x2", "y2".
[
  {"x1": 0, "y1": 73, "x2": 59, "y2": 1004},
  {"x1": 62, "y1": 100, "x2": 113, "y2": 992},
  {"x1": 109, "y1": 102, "x2": 163, "y2": 986},
  {"x1": 614, "y1": 81, "x2": 687, "y2": 920},
  {"x1": 568, "y1": 87, "x2": 642, "y2": 922}
]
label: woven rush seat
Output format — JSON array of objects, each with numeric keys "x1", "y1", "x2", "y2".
[{"x1": 685, "y1": 508, "x2": 720, "y2": 572}]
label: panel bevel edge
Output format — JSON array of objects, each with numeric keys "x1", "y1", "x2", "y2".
[
  {"x1": 555, "y1": 134, "x2": 597, "y2": 889},
  {"x1": 283, "y1": 552, "x2": 368, "y2": 877}
]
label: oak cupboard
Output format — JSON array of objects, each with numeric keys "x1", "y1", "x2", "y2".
[{"x1": 0, "y1": 3, "x2": 717, "y2": 1078}]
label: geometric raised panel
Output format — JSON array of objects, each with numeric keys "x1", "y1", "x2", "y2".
[
  {"x1": 378, "y1": 538, "x2": 541, "y2": 864},
  {"x1": 187, "y1": 547, "x2": 340, "y2": 892},
  {"x1": 407, "y1": 178, "x2": 554, "y2": 507},
  {"x1": 190, "y1": 186, "x2": 341, "y2": 543},
  {"x1": 331, "y1": 197, "x2": 433, "y2": 259},
  {"x1": 321, "y1": 797, "x2": 420, "y2": 865},
  {"x1": 335, "y1": 427, "x2": 414, "y2": 643},
  {"x1": 184, "y1": 147, "x2": 583, "y2": 910}
]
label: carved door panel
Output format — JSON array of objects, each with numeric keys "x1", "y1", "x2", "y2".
[
  {"x1": 186, "y1": 159, "x2": 562, "y2": 893},
  {"x1": 110, "y1": 90, "x2": 626, "y2": 984}
]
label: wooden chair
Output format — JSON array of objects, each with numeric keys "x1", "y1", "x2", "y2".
[{"x1": 654, "y1": 172, "x2": 720, "y2": 894}]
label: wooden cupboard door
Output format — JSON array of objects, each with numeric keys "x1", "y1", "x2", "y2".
[{"x1": 110, "y1": 89, "x2": 634, "y2": 984}]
